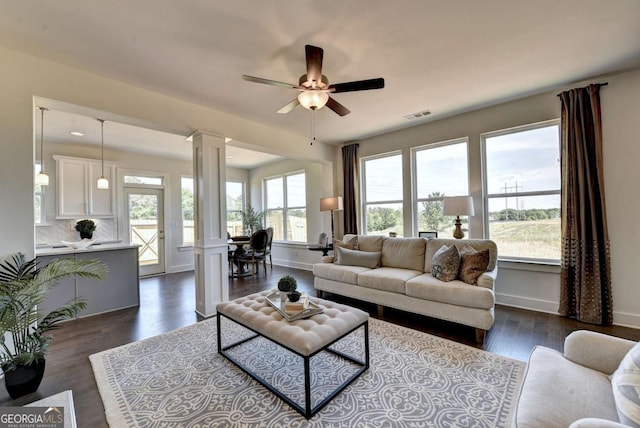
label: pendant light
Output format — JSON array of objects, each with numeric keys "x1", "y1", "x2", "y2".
[
  {"x1": 35, "y1": 107, "x2": 50, "y2": 186},
  {"x1": 96, "y1": 119, "x2": 109, "y2": 189}
]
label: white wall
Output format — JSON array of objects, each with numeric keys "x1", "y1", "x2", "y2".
[
  {"x1": 347, "y1": 68, "x2": 640, "y2": 328},
  {"x1": 0, "y1": 45, "x2": 335, "y2": 264}
]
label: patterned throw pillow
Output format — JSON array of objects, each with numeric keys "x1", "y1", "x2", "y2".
[
  {"x1": 611, "y1": 342, "x2": 640, "y2": 427},
  {"x1": 458, "y1": 244, "x2": 490, "y2": 285},
  {"x1": 333, "y1": 236, "x2": 358, "y2": 263},
  {"x1": 431, "y1": 245, "x2": 460, "y2": 282}
]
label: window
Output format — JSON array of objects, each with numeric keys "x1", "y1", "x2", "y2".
[
  {"x1": 226, "y1": 181, "x2": 244, "y2": 237},
  {"x1": 181, "y1": 177, "x2": 194, "y2": 245},
  {"x1": 413, "y1": 139, "x2": 469, "y2": 238},
  {"x1": 362, "y1": 152, "x2": 403, "y2": 236},
  {"x1": 482, "y1": 120, "x2": 561, "y2": 261},
  {"x1": 124, "y1": 175, "x2": 163, "y2": 186},
  {"x1": 34, "y1": 163, "x2": 44, "y2": 225},
  {"x1": 264, "y1": 172, "x2": 307, "y2": 242}
]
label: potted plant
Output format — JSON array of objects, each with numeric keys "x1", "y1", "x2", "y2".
[
  {"x1": 74, "y1": 219, "x2": 96, "y2": 240},
  {"x1": 0, "y1": 253, "x2": 107, "y2": 399},
  {"x1": 242, "y1": 205, "x2": 264, "y2": 235},
  {"x1": 277, "y1": 275, "x2": 299, "y2": 302}
]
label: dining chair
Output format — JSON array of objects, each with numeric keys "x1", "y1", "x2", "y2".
[
  {"x1": 237, "y1": 230, "x2": 268, "y2": 276},
  {"x1": 264, "y1": 227, "x2": 274, "y2": 269}
]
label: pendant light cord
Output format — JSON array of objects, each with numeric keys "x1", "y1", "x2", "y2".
[
  {"x1": 310, "y1": 109, "x2": 315, "y2": 146},
  {"x1": 99, "y1": 119, "x2": 105, "y2": 177}
]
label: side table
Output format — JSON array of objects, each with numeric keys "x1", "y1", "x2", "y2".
[{"x1": 307, "y1": 244, "x2": 333, "y2": 257}]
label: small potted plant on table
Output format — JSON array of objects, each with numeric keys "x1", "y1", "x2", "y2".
[{"x1": 277, "y1": 275, "x2": 300, "y2": 302}]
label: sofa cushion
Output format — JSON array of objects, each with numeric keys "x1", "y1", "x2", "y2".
[
  {"x1": 312, "y1": 262, "x2": 370, "y2": 285},
  {"x1": 458, "y1": 245, "x2": 490, "y2": 285},
  {"x1": 333, "y1": 236, "x2": 358, "y2": 263},
  {"x1": 425, "y1": 238, "x2": 498, "y2": 272},
  {"x1": 405, "y1": 274, "x2": 494, "y2": 309},
  {"x1": 514, "y1": 346, "x2": 619, "y2": 428},
  {"x1": 357, "y1": 267, "x2": 421, "y2": 294},
  {"x1": 381, "y1": 237, "x2": 426, "y2": 272},
  {"x1": 345, "y1": 234, "x2": 383, "y2": 253},
  {"x1": 431, "y1": 244, "x2": 460, "y2": 282},
  {"x1": 611, "y1": 341, "x2": 640, "y2": 426},
  {"x1": 335, "y1": 247, "x2": 381, "y2": 269}
]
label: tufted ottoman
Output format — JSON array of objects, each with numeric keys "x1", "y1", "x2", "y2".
[{"x1": 216, "y1": 290, "x2": 369, "y2": 418}]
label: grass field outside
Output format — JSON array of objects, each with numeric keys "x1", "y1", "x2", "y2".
[{"x1": 490, "y1": 218, "x2": 560, "y2": 260}]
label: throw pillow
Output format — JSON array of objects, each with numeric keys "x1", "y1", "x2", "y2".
[
  {"x1": 333, "y1": 236, "x2": 358, "y2": 263},
  {"x1": 334, "y1": 247, "x2": 381, "y2": 268},
  {"x1": 611, "y1": 341, "x2": 640, "y2": 427},
  {"x1": 459, "y1": 245, "x2": 490, "y2": 285},
  {"x1": 431, "y1": 245, "x2": 460, "y2": 282}
]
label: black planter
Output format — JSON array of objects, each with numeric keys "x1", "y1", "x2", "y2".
[
  {"x1": 80, "y1": 232, "x2": 93, "y2": 240},
  {"x1": 3, "y1": 359, "x2": 46, "y2": 399}
]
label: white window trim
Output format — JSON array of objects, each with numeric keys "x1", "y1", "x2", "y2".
[
  {"x1": 264, "y1": 170, "x2": 307, "y2": 243},
  {"x1": 410, "y1": 137, "x2": 470, "y2": 236},
  {"x1": 360, "y1": 150, "x2": 403, "y2": 235},
  {"x1": 481, "y1": 119, "x2": 561, "y2": 264}
]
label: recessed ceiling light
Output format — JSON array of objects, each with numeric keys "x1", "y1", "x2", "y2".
[{"x1": 69, "y1": 131, "x2": 84, "y2": 137}]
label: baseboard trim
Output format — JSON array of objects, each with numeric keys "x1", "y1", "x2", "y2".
[
  {"x1": 166, "y1": 264, "x2": 195, "y2": 274},
  {"x1": 496, "y1": 293, "x2": 640, "y2": 329},
  {"x1": 272, "y1": 259, "x2": 313, "y2": 271}
]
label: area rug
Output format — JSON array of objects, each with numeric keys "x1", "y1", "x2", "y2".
[{"x1": 90, "y1": 317, "x2": 525, "y2": 427}]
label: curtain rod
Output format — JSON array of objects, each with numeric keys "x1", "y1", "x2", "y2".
[{"x1": 557, "y1": 82, "x2": 608, "y2": 97}]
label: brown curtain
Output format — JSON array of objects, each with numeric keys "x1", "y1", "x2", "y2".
[
  {"x1": 342, "y1": 143, "x2": 359, "y2": 234},
  {"x1": 558, "y1": 84, "x2": 612, "y2": 325}
]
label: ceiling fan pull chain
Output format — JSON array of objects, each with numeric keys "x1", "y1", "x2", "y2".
[{"x1": 310, "y1": 109, "x2": 315, "y2": 146}]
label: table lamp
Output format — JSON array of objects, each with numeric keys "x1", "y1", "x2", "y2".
[
  {"x1": 320, "y1": 196, "x2": 343, "y2": 243},
  {"x1": 443, "y1": 196, "x2": 474, "y2": 239}
]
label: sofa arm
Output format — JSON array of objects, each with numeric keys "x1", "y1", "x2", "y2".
[
  {"x1": 476, "y1": 267, "x2": 497, "y2": 289},
  {"x1": 321, "y1": 255, "x2": 334, "y2": 263},
  {"x1": 564, "y1": 330, "x2": 636, "y2": 375},
  {"x1": 569, "y1": 418, "x2": 629, "y2": 428}
]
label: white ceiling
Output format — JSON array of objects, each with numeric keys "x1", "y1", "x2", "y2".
[{"x1": 3, "y1": 1, "x2": 640, "y2": 161}]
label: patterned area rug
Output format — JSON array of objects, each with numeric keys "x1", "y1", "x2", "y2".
[{"x1": 90, "y1": 317, "x2": 525, "y2": 427}]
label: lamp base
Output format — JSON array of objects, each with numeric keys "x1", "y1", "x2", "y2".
[{"x1": 453, "y1": 216, "x2": 464, "y2": 239}]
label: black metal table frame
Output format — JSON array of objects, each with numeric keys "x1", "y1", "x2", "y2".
[{"x1": 217, "y1": 312, "x2": 369, "y2": 419}]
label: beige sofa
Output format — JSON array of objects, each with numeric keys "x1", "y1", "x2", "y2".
[
  {"x1": 313, "y1": 235, "x2": 498, "y2": 343},
  {"x1": 514, "y1": 330, "x2": 638, "y2": 428}
]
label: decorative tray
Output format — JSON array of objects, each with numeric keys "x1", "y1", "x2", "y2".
[{"x1": 265, "y1": 291, "x2": 324, "y2": 321}]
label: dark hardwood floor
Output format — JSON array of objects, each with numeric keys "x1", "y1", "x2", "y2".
[{"x1": 2, "y1": 266, "x2": 639, "y2": 426}]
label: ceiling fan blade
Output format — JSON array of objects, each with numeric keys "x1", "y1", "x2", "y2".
[
  {"x1": 242, "y1": 75, "x2": 298, "y2": 89},
  {"x1": 305, "y1": 45, "x2": 324, "y2": 85},
  {"x1": 325, "y1": 97, "x2": 351, "y2": 116},
  {"x1": 329, "y1": 78, "x2": 385, "y2": 93},
  {"x1": 277, "y1": 98, "x2": 300, "y2": 114}
]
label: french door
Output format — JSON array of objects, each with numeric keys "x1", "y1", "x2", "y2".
[{"x1": 125, "y1": 188, "x2": 165, "y2": 276}]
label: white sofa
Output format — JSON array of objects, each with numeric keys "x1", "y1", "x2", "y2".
[
  {"x1": 313, "y1": 235, "x2": 498, "y2": 343},
  {"x1": 514, "y1": 330, "x2": 639, "y2": 428}
]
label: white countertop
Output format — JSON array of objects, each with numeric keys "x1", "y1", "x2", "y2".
[{"x1": 36, "y1": 242, "x2": 140, "y2": 257}]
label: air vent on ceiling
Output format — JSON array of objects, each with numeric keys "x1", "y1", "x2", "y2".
[{"x1": 403, "y1": 110, "x2": 432, "y2": 120}]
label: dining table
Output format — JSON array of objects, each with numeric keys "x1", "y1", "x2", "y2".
[{"x1": 228, "y1": 237, "x2": 251, "y2": 277}]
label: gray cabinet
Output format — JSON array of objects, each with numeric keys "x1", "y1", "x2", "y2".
[{"x1": 36, "y1": 246, "x2": 139, "y2": 319}]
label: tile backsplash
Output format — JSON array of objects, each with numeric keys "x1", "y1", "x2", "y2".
[{"x1": 36, "y1": 218, "x2": 118, "y2": 245}]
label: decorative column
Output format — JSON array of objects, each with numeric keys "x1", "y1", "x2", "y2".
[{"x1": 192, "y1": 131, "x2": 229, "y2": 318}]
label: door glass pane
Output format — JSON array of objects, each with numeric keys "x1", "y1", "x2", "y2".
[{"x1": 129, "y1": 194, "x2": 159, "y2": 266}]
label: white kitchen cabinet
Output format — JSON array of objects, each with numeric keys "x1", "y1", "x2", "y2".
[{"x1": 54, "y1": 155, "x2": 117, "y2": 218}]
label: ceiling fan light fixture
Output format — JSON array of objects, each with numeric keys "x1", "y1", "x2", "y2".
[{"x1": 298, "y1": 91, "x2": 329, "y2": 110}]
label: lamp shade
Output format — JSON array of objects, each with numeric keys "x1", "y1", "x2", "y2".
[
  {"x1": 320, "y1": 196, "x2": 343, "y2": 211},
  {"x1": 443, "y1": 196, "x2": 474, "y2": 217},
  {"x1": 298, "y1": 91, "x2": 329, "y2": 110}
]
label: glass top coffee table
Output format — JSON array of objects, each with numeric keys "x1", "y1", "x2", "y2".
[{"x1": 216, "y1": 290, "x2": 369, "y2": 419}]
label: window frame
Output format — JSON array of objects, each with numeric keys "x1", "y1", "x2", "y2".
[
  {"x1": 263, "y1": 171, "x2": 307, "y2": 243},
  {"x1": 226, "y1": 180, "x2": 245, "y2": 237},
  {"x1": 360, "y1": 150, "x2": 404, "y2": 236},
  {"x1": 481, "y1": 119, "x2": 561, "y2": 263},
  {"x1": 180, "y1": 176, "x2": 195, "y2": 246},
  {"x1": 411, "y1": 137, "x2": 470, "y2": 237}
]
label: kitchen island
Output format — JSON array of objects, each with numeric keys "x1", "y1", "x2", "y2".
[{"x1": 36, "y1": 243, "x2": 140, "y2": 318}]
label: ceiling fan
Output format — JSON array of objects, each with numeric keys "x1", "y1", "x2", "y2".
[{"x1": 242, "y1": 45, "x2": 385, "y2": 116}]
